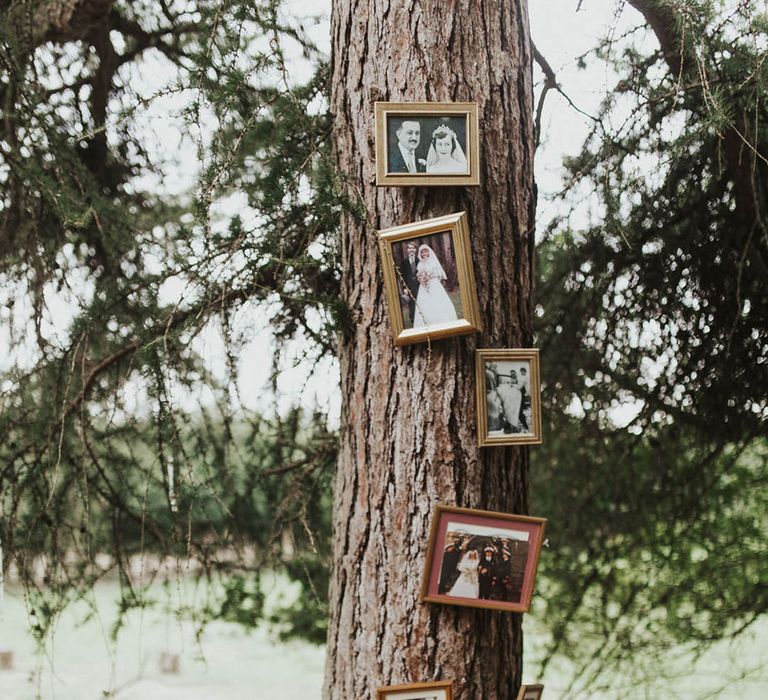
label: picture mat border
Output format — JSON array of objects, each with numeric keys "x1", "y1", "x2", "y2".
[
  {"x1": 420, "y1": 505, "x2": 547, "y2": 613},
  {"x1": 378, "y1": 212, "x2": 482, "y2": 346},
  {"x1": 376, "y1": 680, "x2": 453, "y2": 700},
  {"x1": 374, "y1": 101, "x2": 480, "y2": 186},
  {"x1": 475, "y1": 348, "x2": 543, "y2": 446},
  {"x1": 515, "y1": 683, "x2": 544, "y2": 700}
]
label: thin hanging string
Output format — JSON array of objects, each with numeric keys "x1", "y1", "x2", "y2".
[{"x1": 347, "y1": 180, "x2": 434, "y2": 363}]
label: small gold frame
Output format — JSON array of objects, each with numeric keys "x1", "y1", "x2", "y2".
[
  {"x1": 476, "y1": 348, "x2": 542, "y2": 446},
  {"x1": 377, "y1": 680, "x2": 453, "y2": 700},
  {"x1": 378, "y1": 212, "x2": 481, "y2": 346},
  {"x1": 516, "y1": 684, "x2": 544, "y2": 700},
  {"x1": 375, "y1": 102, "x2": 480, "y2": 186}
]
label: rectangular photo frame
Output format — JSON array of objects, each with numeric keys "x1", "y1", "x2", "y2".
[
  {"x1": 378, "y1": 212, "x2": 482, "y2": 346},
  {"x1": 420, "y1": 505, "x2": 546, "y2": 613},
  {"x1": 377, "y1": 680, "x2": 453, "y2": 700},
  {"x1": 476, "y1": 348, "x2": 543, "y2": 446},
  {"x1": 375, "y1": 102, "x2": 480, "y2": 186},
  {"x1": 516, "y1": 684, "x2": 544, "y2": 700}
]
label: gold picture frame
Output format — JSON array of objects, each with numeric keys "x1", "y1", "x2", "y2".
[
  {"x1": 476, "y1": 348, "x2": 542, "y2": 446},
  {"x1": 377, "y1": 680, "x2": 453, "y2": 700},
  {"x1": 378, "y1": 212, "x2": 481, "y2": 346},
  {"x1": 375, "y1": 102, "x2": 480, "y2": 186},
  {"x1": 420, "y1": 505, "x2": 546, "y2": 613},
  {"x1": 516, "y1": 684, "x2": 544, "y2": 700}
]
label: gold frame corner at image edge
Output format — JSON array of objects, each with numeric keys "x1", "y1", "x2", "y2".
[{"x1": 393, "y1": 322, "x2": 480, "y2": 346}]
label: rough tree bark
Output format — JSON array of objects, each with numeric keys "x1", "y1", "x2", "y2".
[
  {"x1": 326, "y1": 2, "x2": 536, "y2": 699},
  {"x1": 3, "y1": 0, "x2": 114, "y2": 51}
]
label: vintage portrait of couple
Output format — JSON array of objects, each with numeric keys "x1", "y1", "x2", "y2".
[
  {"x1": 374, "y1": 102, "x2": 479, "y2": 186},
  {"x1": 378, "y1": 212, "x2": 481, "y2": 346},
  {"x1": 387, "y1": 117, "x2": 469, "y2": 175}
]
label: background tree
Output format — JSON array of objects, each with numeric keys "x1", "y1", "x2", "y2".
[
  {"x1": 0, "y1": 0, "x2": 339, "y2": 645},
  {"x1": 532, "y1": 0, "x2": 768, "y2": 694}
]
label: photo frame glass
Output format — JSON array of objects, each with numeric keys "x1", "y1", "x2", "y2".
[
  {"x1": 485, "y1": 359, "x2": 534, "y2": 437},
  {"x1": 391, "y1": 230, "x2": 465, "y2": 331},
  {"x1": 378, "y1": 212, "x2": 481, "y2": 346},
  {"x1": 385, "y1": 114, "x2": 470, "y2": 176},
  {"x1": 476, "y1": 349, "x2": 542, "y2": 446},
  {"x1": 375, "y1": 103, "x2": 479, "y2": 186},
  {"x1": 422, "y1": 506, "x2": 545, "y2": 612}
]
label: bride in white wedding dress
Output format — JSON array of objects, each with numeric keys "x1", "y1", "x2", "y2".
[
  {"x1": 448, "y1": 549, "x2": 480, "y2": 598},
  {"x1": 425, "y1": 124, "x2": 468, "y2": 174},
  {"x1": 412, "y1": 244, "x2": 459, "y2": 328}
]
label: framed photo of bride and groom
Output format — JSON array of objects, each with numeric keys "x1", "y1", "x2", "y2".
[
  {"x1": 378, "y1": 212, "x2": 482, "y2": 346},
  {"x1": 420, "y1": 505, "x2": 546, "y2": 613},
  {"x1": 375, "y1": 102, "x2": 480, "y2": 186}
]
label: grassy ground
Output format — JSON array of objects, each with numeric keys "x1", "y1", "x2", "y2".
[
  {"x1": 0, "y1": 578, "x2": 324, "y2": 700},
  {"x1": 1, "y1": 579, "x2": 766, "y2": 699}
]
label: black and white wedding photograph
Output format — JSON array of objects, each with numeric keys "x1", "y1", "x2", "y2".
[
  {"x1": 374, "y1": 102, "x2": 480, "y2": 185},
  {"x1": 475, "y1": 349, "x2": 543, "y2": 446},
  {"x1": 386, "y1": 116, "x2": 468, "y2": 175},
  {"x1": 378, "y1": 212, "x2": 482, "y2": 346},
  {"x1": 421, "y1": 506, "x2": 546, "y2": 613}
]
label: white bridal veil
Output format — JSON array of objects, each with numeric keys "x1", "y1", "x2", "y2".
[{"x1": 417, "y1": 245, "x2": 448, "y2": 280}]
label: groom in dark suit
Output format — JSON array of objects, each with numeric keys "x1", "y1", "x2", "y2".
[
  {"x1": 388, "y1": 119, "x2": 425, "y2": 173},
  {"x1": 398, "y1": 241, "x2": 420, "y2": 326}
]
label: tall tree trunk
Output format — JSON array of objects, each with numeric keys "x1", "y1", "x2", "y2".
[{"x1": 325, "y1": 2, "x2": 536, "y2": 699}]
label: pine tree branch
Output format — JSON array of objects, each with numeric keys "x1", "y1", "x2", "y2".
[
  {"x1": 626, "y1": 0, "x2": 768, "y2": 276},
  {"x1": 626, "y1": 0, "x2": 689, "y2": 79},
  {"x1": 531, "y1": 40, "x2": 557, "y2": 149}
]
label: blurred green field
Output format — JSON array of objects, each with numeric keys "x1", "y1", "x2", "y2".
[
  {"x1": 0, "y1": 578, "x2": 766, "y2": 699},
  {"x1": 0, "y1": 577, "x2": 324, "y2": 700}
]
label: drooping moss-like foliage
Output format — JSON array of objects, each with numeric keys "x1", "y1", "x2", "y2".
[{"x1": 532, "y1": 0, "x2": 768, "y2": 691}]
